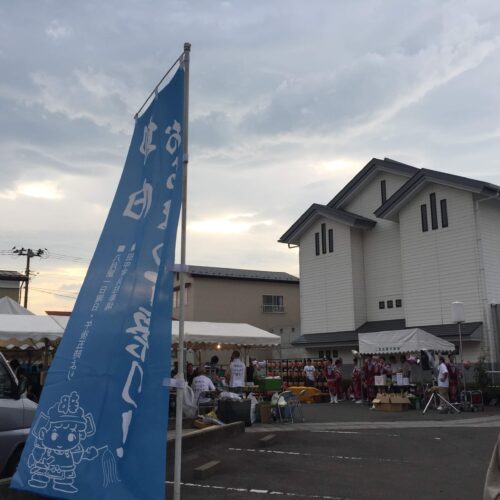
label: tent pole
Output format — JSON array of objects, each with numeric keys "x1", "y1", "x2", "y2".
[{"x1": 173, "y1": 42, "x2": 191, "y2": 500}]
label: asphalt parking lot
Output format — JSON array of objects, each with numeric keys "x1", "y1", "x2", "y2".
[
  {"x1": 166, "y1": 404, "x2": 500, "y2": 500},
  {"x1": 2, "y1": 403, "x2": 498, "y2": 499}
]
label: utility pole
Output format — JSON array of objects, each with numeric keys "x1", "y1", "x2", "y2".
[{"x1": 12, "y1": 247, "x2": 47, "y2": 308}]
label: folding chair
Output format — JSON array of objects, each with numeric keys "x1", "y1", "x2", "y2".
[{"x1": 277, "y1": 390, "x2": 305, "y2": 423}]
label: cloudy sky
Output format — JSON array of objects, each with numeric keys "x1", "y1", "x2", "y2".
[{"x1": 1, "y1": 0, "x2": 500, "y2": 314}]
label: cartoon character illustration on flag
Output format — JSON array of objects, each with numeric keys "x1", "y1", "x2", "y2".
[{"x1": 12, "y1": 54, "x2": 187, "y2": 500}]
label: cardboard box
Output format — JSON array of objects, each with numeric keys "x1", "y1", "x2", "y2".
[
  {"x1": 374, "y1": 375, "x2": 387, "y2": 386},
  {"x1": 375, "y1": 393, "x2": 391, "y2": 403},
  {"x1": 372, "y1": 393, "x2": 410, "y2": 412},
  {"x1": 390, "y1": 394, "x2": 410, "y2": 405}
]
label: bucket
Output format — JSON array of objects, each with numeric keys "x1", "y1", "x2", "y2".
[{"x1": 259, "y1": 403, "x2": 272, "y2": 424}]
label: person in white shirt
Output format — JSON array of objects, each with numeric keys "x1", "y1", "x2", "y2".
[
  {"x1": 303, "y1": 359, "x2": 316, "y2": 387},
  {"x1": 192, "y1": 368, "x2": 216, "y2": 404},
  {"x1": 226, "y1": 351, "x2": 246, "y2": 393},
  {"x1": 437, "y1": 356, "x2": 449, "y2": 410}
]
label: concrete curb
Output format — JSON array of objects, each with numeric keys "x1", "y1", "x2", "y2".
[{"x1": 167, "y1": 421, "x2": 245, "y2": 461}]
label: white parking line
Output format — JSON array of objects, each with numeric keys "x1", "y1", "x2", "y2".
[
  {"x1": 311, "y1": 430, "x2": 400, "y2": 437},
  {"x1": 165, "y1": 480, "x2": 353, "y2": 499},
  {"x1": 228, "y1": 447, "x2": 409, "y2": 463}
]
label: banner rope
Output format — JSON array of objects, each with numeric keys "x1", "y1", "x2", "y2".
[{"x1": 134, "y1": 54, "x2": 183, "y2": 120}]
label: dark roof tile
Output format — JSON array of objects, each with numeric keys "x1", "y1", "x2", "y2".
[
  {"x1": 187, "y1": 265, "x2": 299, "y2": 283},
  {"x1": 0, "y1": 270, "x2": 28, "y2": 282}
]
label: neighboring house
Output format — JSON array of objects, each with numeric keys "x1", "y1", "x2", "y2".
[
  {"x1": 172, "y1": 265, "x2": 300, "y2": 334},
  {"x1": 279, "y1": 157, "x2": 500, "y2": 365},
  {"x1": 0, "y1": 271, "x2": 28, "y2": 303}
]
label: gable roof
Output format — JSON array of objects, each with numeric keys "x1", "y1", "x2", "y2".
[
  {"x1": 327, "y1": 157, "x2": 418, "y2": 209},
  {"x1": 375, "y1": 168, "x2": 500, "y2": 221},
  {"x1": 186, "y1": 265, "x2": 299, "y2": 284},
  {"x1": 291, "y1": 320, "x2": 482, "y2": 347},
  {"x1": 0, "y1": 270, "x2": 28, "y2": 282},
  {"x1": 279, "y1": 203, "x2": 376, "y2": 245}
]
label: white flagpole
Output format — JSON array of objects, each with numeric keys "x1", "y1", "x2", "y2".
[{"x1": 173, "y1": 41, "x2": 191, "y2": 500}]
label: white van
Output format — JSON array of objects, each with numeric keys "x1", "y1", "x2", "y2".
[{"x1": 0, "y1": 352, "x2": 37, "y2": 478}]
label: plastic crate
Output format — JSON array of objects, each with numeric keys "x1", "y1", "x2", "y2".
[{"x1": 258, "y1": 378, "x2": 282, "y2": 392}]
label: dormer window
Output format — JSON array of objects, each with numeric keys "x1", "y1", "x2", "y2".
[
  {"x1": 380, "y1": 180, "x2": 387, "y2": 204},
  {"x1": 430, "y1": 193, "x2": 438, "y2": 230},
  {"x1": 321, "y1": 223, "x2": 327, "y2": 254},
  {"x1": 421, "y1": 194, "x2": 449, "y2": 232},
  {"x1": 315, "y1": 225, "x2": 334, "y2": 256},
  {"x1": 440, "y1": 199, "x2": 448, "y2": 228}
]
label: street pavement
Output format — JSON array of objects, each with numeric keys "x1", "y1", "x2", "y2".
[{"x1": 166, "y1": 402, "x2": 500, "y2": 499}]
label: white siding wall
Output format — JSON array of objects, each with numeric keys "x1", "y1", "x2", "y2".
[
  {"x1": 299, "y1": 218, "x2": 355, "y2": 334},
  {"x1": 345, "y1": 171, "x2": 409, "y2": 217},
  {"x1": 399, "y1": 184, "x2": 483, "y2": 326},
  {"x1": 479, "y1": 200, "x2": 500, "y2": 304},
  {"x1": 350, "y1": 228, "x2": 367, "y2": 328},
  {"x1": 344, "y1": 171, "x2": 406, "y2": 321}
]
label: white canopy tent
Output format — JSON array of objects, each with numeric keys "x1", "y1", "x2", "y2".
[
  {"x1": 171, "y1": 321, "x2": 281, "y2": 349},
  {"x1": 358, "y1": 328, "x2": 455, "y2": 355},
  {"x1": 0, "y1": 296, "x2": 33, "y2": 315},
  {"x1": 0, "y1": 314, "x2": 64, "y2": 347}
]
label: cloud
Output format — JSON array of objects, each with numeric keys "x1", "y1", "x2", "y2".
[
  {"x1": 189, "y1": 213, "x2": 272, "y2": 234},
  {"x1": 0, "y1": 181, "x2": 64, "y2": 200},
  {"x1": 45, "y1": 20, "x2": 71, "y2": 40},
  {"x1": 30, "y1": 70, "x2": 139, "y2": 134}
]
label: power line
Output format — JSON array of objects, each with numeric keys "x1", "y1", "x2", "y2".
[
  {"x1": 30, "y1": 287, "x2": 79, "y2": 300},
  {"x1": 46, "y1": 252, "x2": 88, "y2": 263}
]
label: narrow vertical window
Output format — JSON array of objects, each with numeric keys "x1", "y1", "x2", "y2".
[
  {"x1": 315, "y1": 232, "x2": 320, "y2": 256},
  {"x1": 321, "y1": 223, "x2": 327, "y2": 254},
  {"x1": 380, "y1": 180, "x2": 387, "y2": 204},
  {"x1": 430, "y1": 193, "x2": 438, "y2": 230},
  {"x1": 328, "y1": 228, "x2": 334, "y2": 253},
  {"x1": 440, "y1": 199, "x2": 448, "y2": 228},
  {"x1": 421, "y1": 204, "x2": 428, "y2": 232}
]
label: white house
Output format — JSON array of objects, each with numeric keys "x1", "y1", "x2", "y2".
[{"x1": 279, "y1": 157, "x2": 500, "y2": 365}]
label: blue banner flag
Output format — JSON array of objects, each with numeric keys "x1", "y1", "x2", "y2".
[{"x1": 12, "y1": 64, "x2": 185, "y2": 499}]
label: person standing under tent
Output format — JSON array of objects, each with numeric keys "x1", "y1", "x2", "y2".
[
  {"x1": 332, "y1": 359, "x2": 343, "y2": 403},
  {"x1": 363, "y1": 355, "x2": 376, "y2": 401},
  {"x1": 389, "y1": 355, "x2": 401, "y2": 379},
  {"x1": 400, "y1": 355, "x2": 411, "y2": 378},
  {"x1": 325, "y1": 358, "x2": 336, "y2": 403},
  {"x1": 226, "y1": 350, "x2": 246, "y2": 393},
  {"x1": 303, "y1": 358, "x2": 316, "y2": 388},
  {"x1": 437, "y1": 356, "x2": 449, "y2": 410},
  {"x1": 352, "y1": 358, "x2": 362, "y2": 403},
  {"x1": 246, "y1": 358, "x2": 255, "y2": 383},
  {"x1": 447, "y1": 354, "x2": 460, "y2": 403}
]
